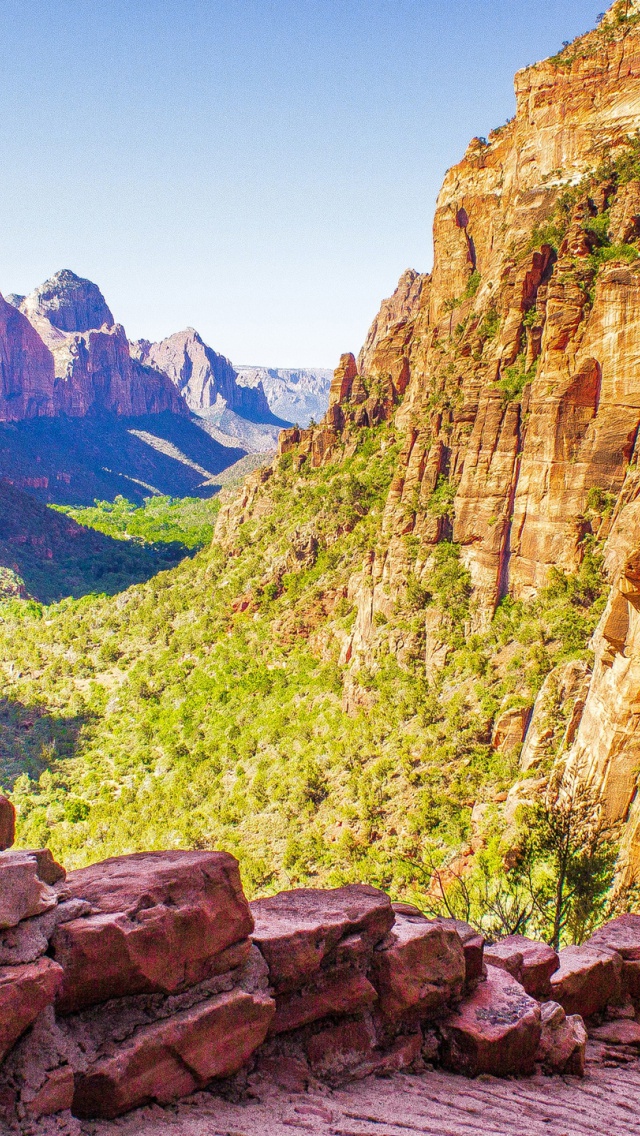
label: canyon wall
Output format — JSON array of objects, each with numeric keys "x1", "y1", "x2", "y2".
[
  {"x1": 133, "y1": 330, "x2": 278, "y2": 423},
  {"x1": 219, "y1": 1, "x2": 640, "y2": 875},
  {"x1": 2, "y1": 271, "x2": 185, "y2": 420}
]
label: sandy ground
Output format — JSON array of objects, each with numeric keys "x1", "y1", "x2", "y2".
[{"x1": 79, "y1": 1044, "x2": 640, "y2": 1136}]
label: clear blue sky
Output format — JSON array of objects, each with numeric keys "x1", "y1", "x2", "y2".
[{"x1": 0, "y1": 1, "x2": 606, "y2": 367}]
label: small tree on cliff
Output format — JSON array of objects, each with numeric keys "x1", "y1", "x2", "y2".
[{"x1": 520, "y1": 766, "x2": 619, "y2": 950}]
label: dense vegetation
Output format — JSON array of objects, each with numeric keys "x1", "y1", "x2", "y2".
[
  {"x1": 54, "y1": 495, "x2": 220, "y2": 551},
  {"x1": 0, "y1": 486, "x2": 218, "y2": 604},
  {"x1": 0, "y1": 423, "x2": 609, "y2": 931},
  {"x1": 5, "y1": 135, "x2": 639, "y2": 936}
]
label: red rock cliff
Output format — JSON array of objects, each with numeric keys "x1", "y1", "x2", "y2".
[
  {"x1": 221, "y1": 0, "x2": 640, "y2": 875},
  {"x1": 1, "y1": 272, "x2": 186, "y2": 420}
]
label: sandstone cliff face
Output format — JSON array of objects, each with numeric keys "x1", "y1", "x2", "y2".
[
  {"x1": 2, "y1": 272, "x2": 186, "y2": 419},
  {"x1": 17, "y1": 269, "x2": 114, "y2": 334},
  {"x1": 50, "y1": 324, "x2": 186, "y2": 418},
  {"x1": 0, "y1": 295, "x2": 55, "y2": 421},
  {"x1": 218, "y1": 1, "x2": 640, "y2": 875}
]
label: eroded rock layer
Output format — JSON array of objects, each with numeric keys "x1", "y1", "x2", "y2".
[{"x1": 216, "y1": 0, "x2": 640, "y2": 876}]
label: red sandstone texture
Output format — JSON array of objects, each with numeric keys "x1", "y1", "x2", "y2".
[
  {"x1": 54, "y1": 851, "x2": 253, "y2": 1012},
  {"x1": 484, "y1": 934, "x2": 559, "y2": 999},
  {"x1": 0, "y1": 843, "x2": 639, "y2": 1131},
  {"x1": 0, "y1": 272, "x2": 185, "y2": 421},
  {"x1": 250, "y1": 884, "x2": 394, "y2": 992},
  {"x1": 79, "y1": 1048, "x2": 640, "y2": 1136},
  {"x1": 0, "y1": 957, "x2": 62, "y2": 1062}
]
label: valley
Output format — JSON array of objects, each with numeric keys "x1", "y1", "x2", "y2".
[
  {"x1": 3, "y1": 2, "x2": 640, "y2": 1130},
  {"x1": 2, "y1": 0, "x2": 640, "y2": 943}
]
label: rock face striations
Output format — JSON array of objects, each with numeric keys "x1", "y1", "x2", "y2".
[
  {"x1": 3, "y1": 271, "x2": 184, "y2": 420},
  {"x1": 16, "y1": 269, "x2": 115, "y2": 334},
  {"x1": 218, "y1": 0, "x2": 640, "y2": 878},
  {"x1": 0, "y1": 295, "x2": 56, "y2": 421},
  {"x1": 133, "y1": 330, "x2": 276, "y2": 422}
]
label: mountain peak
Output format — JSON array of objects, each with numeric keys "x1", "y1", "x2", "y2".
[{"x1": 21, "y1": 268, "x2": 114, "y2": 333}]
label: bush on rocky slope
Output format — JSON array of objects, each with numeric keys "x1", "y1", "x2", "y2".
[{"x1": 0, "y1": 426, "x2": 608, "y2": 920}]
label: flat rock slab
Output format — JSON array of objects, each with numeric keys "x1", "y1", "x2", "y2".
[
  {"x1": 372, "y1": 912, "x2": 465, "y2": 1025},
  {"x1": 589, "y1": 1019, "x2": 640, "y2": 1047},
  {"x1": 0, "y1": 956, "x2": 63, "y2": 1061},
  {"x1": 550, "y1": 944, "x2": 622, "y2": 1019},
  {"x1": 440, "y1": 963, "x2": 541, "y2": 1077},
  {"x1": 79, "y1": 1045, "x2": 640, "y2": 1136},
  {"x1": 72, "y1": 986, "x2": 275, "y2": 1119},
  {"x1": 53, "y1": 851, "x2": 253, "y2": 1013},
  {"x1": 269, "y1": 968, "x2": 378, "y2": 1035},
  {"x1": 250, "y1": 885, "x2": 394, "y2": 992},
  {"x1": 485, "y1": 935, "x2": 559, "y2": 998}
]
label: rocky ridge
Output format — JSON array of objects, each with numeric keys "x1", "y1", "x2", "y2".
[
  {"x1": 235, "y1": 366, "x2": 333, "y2": 427},
  {"x1": 0, "y1": 802, "x2": 637, "y2": 1132},
  {"x1": 132, "y1": 330, "x2": 280, "y2": 425},
  {"x1": 5, "y1": 273, "x2": 184, "y2": 419}
]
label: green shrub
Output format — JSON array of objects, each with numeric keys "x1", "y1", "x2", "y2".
[{"x1": 494, "y1": 356, "x2": 538, "y2": 402}]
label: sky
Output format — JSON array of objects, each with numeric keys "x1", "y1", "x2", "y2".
[{"x1": 0, "y1": 1, "x2": 608, "y2": 368}]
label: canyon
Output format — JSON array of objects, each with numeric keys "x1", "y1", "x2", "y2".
[
  {"x1": 236, "y1": 366, "x2": 334, "y2": 428},
  {"x1": 251, "y1": 0, "x2": 640, "y2": 887},
  {"x1": 3, "y1": 3, "x2": 640, "y2": 1130}
]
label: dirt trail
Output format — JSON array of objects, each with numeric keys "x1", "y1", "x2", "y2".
[{"x1": 81, "y1": 1045, "x2": 640, "y2": 1136}]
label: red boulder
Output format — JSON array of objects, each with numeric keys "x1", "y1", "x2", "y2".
[
  {"x1": 536, "y1": 1001, "x2": 587, "y2": 1075},
  {"x1": 372, "y1": 912, "x2": 465, "y2": 1025},
  {"x1": 549, "y1": 944, "x2": 622, "y2": 1019},
  {"x1": 0, "y1": 850, "x2": 59, "y2": 929},
  {"x1": 485, "y1": 935, "x2": 559, "y2": 998},
  {"x1": 53, "y1": 850, "x2": 253, "y2": 1013},
  {"x1": 72, "y1": 986, "x2": 275, "y2": 1119},
  {"x1": 440, "y1": 964, "x2": 541, "y2": 1077},
  {"x1": 0, "y1": 957, "x2": 63, "y2": 1061},
  {"x1": 250, "y1": 884, "x2": 394, "y2": 992},
  {"x1": 436, "y1": 917, "x2": 485, "y2": 988},
  {"x1": 305, "y1": 1017, "x2": 377, "y2": 1081},
  {"x1": 588, "y1": 915, "x2": 640, "y2": 1006},
  {"x1": 269, "y1": 968, "x2": 378, "y2": 1035}
]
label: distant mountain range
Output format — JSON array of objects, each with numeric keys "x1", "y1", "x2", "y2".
[
  {"x1": 0, "y1": 270, "x2": 333, "y2": 504},
  {"x1": 235, "y1": 367, "x2": 333, "y2": 427}
]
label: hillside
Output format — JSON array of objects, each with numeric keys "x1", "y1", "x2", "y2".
[
  {"x1": 0, "y1": 484, "x2": 219, "y2": 604},
  {"x1": 2, "y1": 0, "x2": 640, "y2": 937}
]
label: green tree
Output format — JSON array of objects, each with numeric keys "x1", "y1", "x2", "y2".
[{"x1": 521, "y1": 767, "x2": 619, "y2": 949}]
